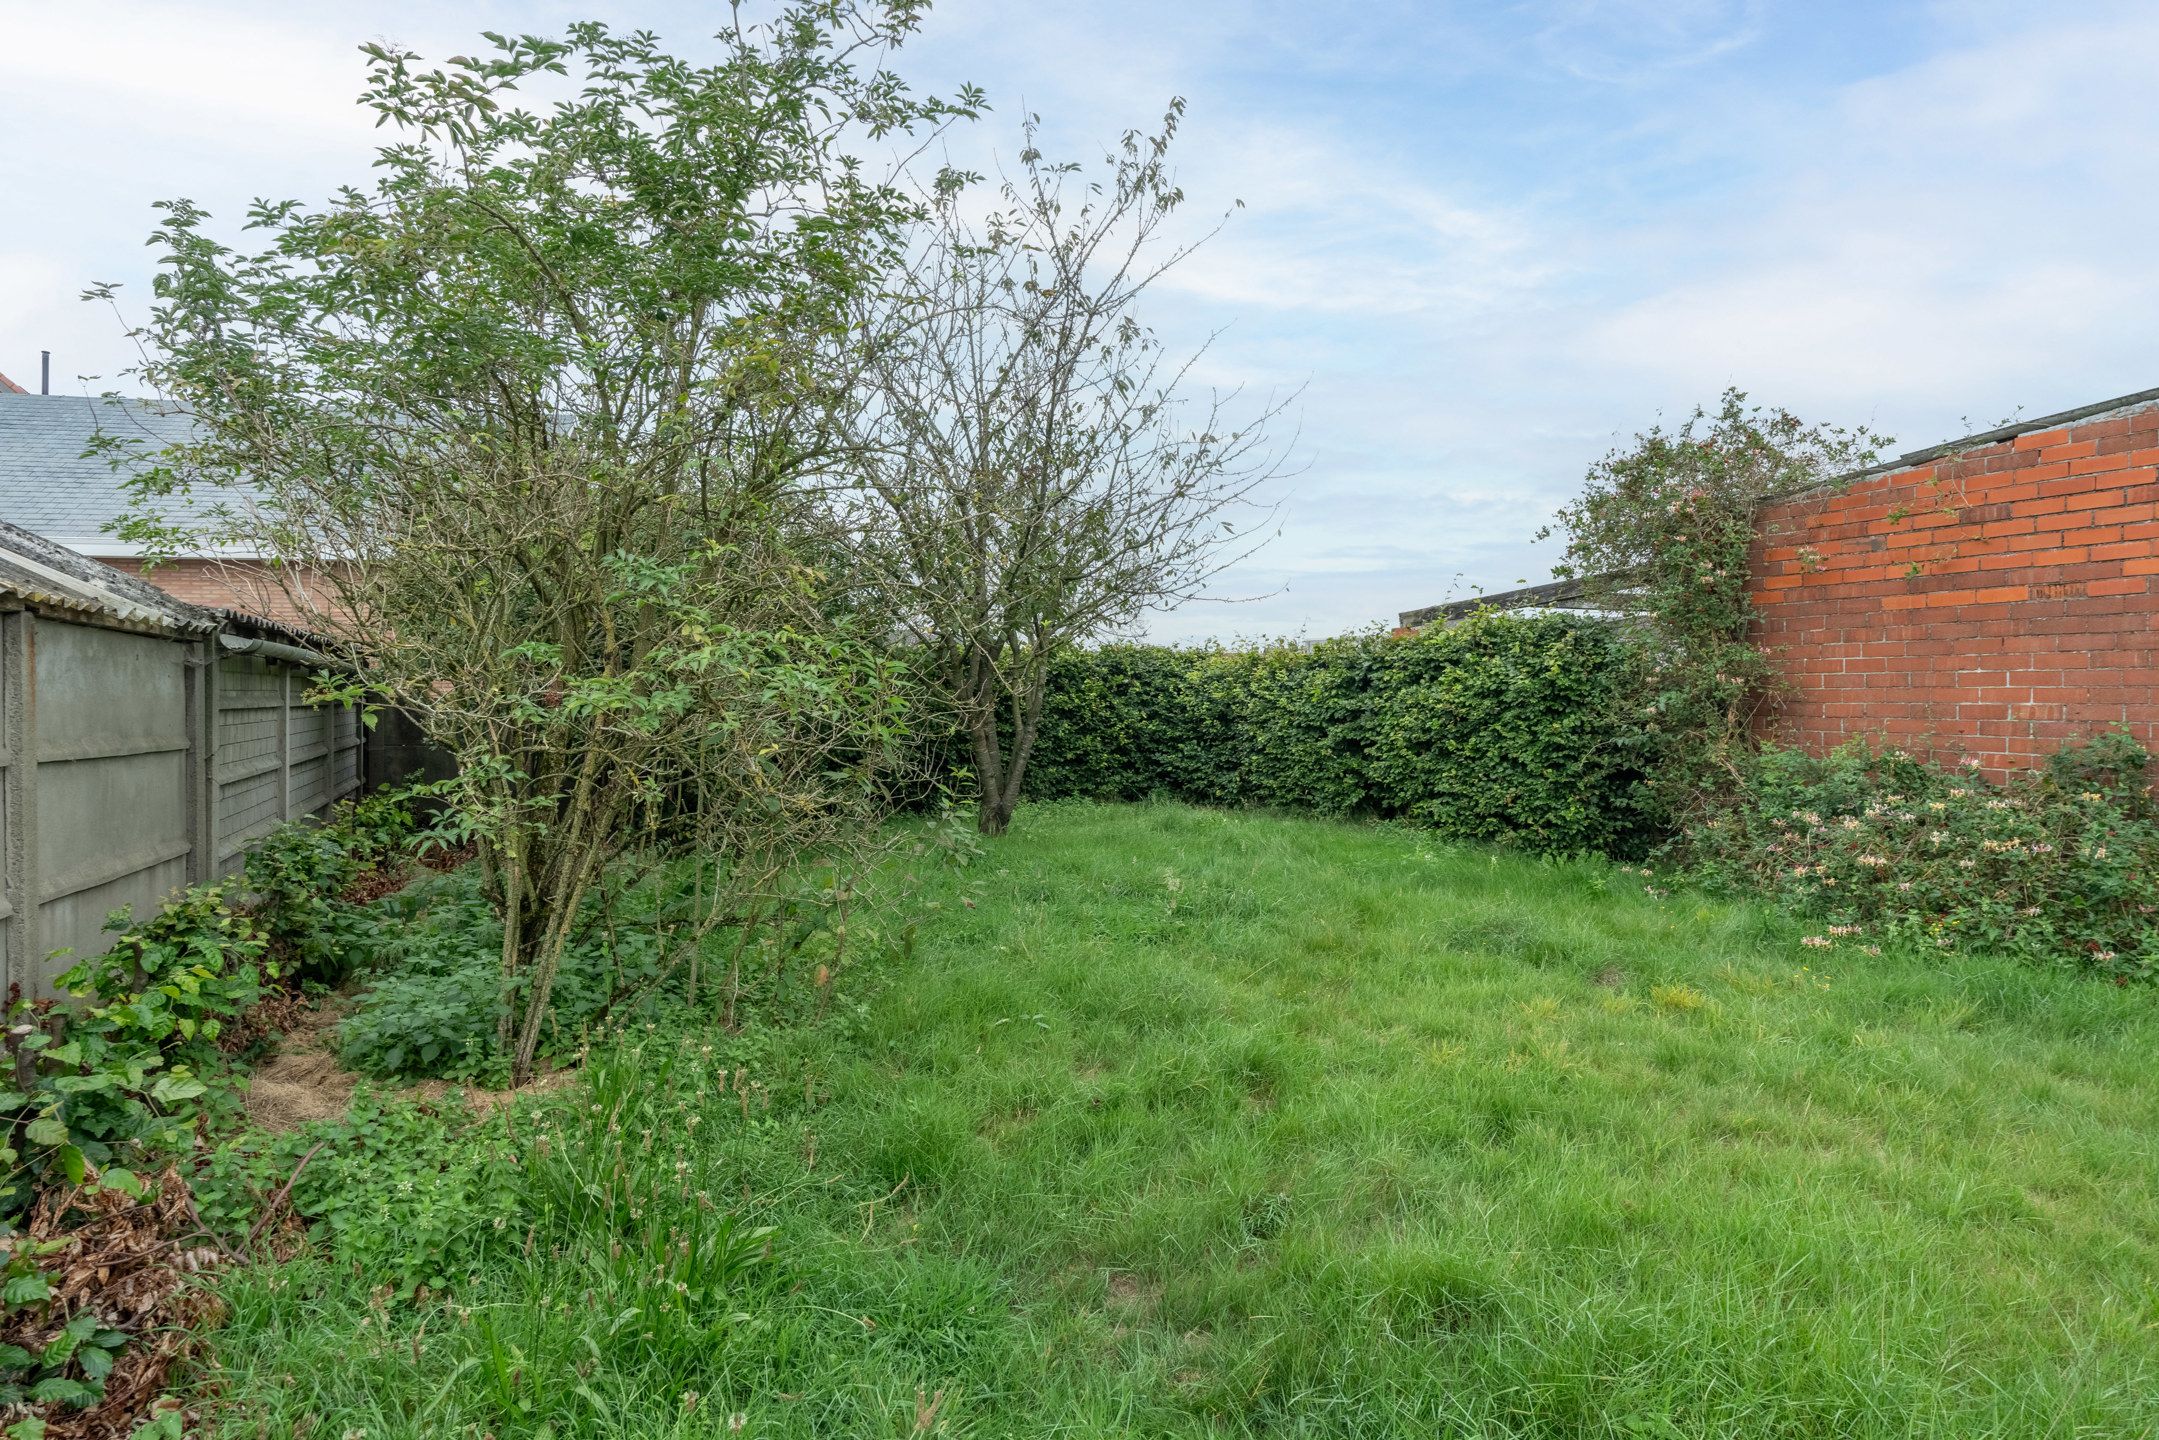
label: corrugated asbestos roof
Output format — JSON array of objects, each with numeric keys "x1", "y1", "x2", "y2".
[
  {"x1": 0, "y1": 519, "x2": 340, "y2": 653},
  {"x1": 0, "y1": 393, "x2": 253, "y2": 554},
  {"x1": 0, "y1": 517, "x2": 215, "y2": 634}
]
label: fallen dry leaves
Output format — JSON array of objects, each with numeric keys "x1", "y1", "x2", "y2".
[{"x1": 2, "y1": 1170, "x2": 226, "y2": 1439}]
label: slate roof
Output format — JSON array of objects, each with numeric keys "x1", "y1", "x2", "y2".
[{"x1": 0, "y1": 393, "x2": 256, "y2": 555}]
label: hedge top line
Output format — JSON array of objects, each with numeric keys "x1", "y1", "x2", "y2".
[{"x1": 1397, "y1": 380, "x2": 2159, "y2": 630}]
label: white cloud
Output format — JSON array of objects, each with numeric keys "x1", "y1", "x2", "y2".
[{"x1": 1579, "y1": 6, "x2": 2159, "y2": 431}]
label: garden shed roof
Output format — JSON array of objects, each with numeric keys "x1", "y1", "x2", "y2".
[
  {"x1": 0, "y1": 518, "x2": 338, "y2": 655},
  {"x1": 0, "y1": 515, "x2": 214, "y2": 634}
]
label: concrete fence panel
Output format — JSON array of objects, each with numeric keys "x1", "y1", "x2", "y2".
[{"x1": 0, "y1": 608, "x2": 364, "y2": 997}]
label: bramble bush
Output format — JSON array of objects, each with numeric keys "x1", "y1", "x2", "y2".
[
  {"x1": 0, "y1": 787, "x2": 439, "y2": 1236},
  {"x1": 1685, "y1": 731, "x2": 2159, "y2": 978},
  {"x1": 0, "y1": 886, "x2": 265, "y2": 1220},
  {"x1": 0, "y1": 886, "x2": 268, "y2": 1423},
  {"x1": 1021, "y1": 611, "x2": 1657, "y2": 857}
]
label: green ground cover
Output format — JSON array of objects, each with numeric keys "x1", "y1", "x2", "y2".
[{"x1": 201, "y1": 802, "x2": 2159, "y2": 1438}]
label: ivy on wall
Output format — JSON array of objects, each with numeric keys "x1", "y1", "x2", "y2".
[{"x1": 1539, "y1": 389, "x2": 1884, "y2": 826}]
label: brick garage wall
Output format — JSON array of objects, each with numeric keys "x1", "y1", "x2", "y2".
[
  {"x1": 1752, "y1": 400, "x2": 2159, "y2": 771},
  {"x1": 93, "y1": 557, "x2": 332, "y2": 630}
]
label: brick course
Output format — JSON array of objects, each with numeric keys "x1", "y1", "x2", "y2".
[
  {"x1": 94, "y1": 556, "x2": 332, "y2": 630},
  {"x1": 1751, "y1": 401, "x2": 2159, "y2": 772}
]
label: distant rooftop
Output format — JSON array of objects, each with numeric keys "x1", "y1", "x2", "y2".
[{"x1": 0, "y1": 393, "x2": 254, "y2": 555}]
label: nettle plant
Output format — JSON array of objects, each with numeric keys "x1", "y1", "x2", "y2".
[{"x1": 1542, "y1": 390, "x2": 1884, "y2": 828}]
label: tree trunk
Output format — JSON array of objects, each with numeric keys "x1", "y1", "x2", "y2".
[
  {"x1": 968, "y1": 703, "x2": 1010, "y2": 836},
  {"x1": 968, "y1": 664, "x2": 1049, "y2": 837}
]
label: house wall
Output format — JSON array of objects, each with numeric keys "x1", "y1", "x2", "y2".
[
  {"x1": 96, "y1": 556, "x2": 334, "y2": 629},
  {"x1": 1751, "y1": 400, "x2": 2159, "y2": 771}
]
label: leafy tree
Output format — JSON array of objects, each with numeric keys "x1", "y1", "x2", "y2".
[
  {"x1": 836, "y1": 103, "x2": 1289, "y2": 834},
  {"x1": 105, "y1": 10, "x2": 977, "y2": 1080}
]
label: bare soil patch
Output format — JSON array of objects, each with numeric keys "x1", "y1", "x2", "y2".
[{"x1": 242, "y1": 993, "x2": 578, "y2": 1133}]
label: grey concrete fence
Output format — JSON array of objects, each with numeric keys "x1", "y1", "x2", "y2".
[{"x1": 0, "y1": 605, "x2": 363, "y2": 998}]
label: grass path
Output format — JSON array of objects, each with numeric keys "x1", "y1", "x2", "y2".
[{"x1": 206, "y1": 802, "x2": 2159, "y2": 1437}]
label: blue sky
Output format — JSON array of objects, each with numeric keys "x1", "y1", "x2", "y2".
[{"x1": 4, "y1": 0, "x2": 2154, "y2": 639}]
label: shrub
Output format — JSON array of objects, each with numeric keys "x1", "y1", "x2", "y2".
[
  {"x1": 1686, "y1": 731, "x2": 2159, "y2": 977},
  {"x1": 335, "y1": 872, "x2": 669, "y2": 1083},
  {"x1": 1022, "y1": 612, "x2": 1655, "y2": 856},
  {"x1": 1364, "y1": 614, "x2": 1651, "y2": 851},
  {"x1": 0, "y1": 887, "x2": 265, "y2": 1217},
  {"x1": 242, "y1": 781, "x2": 443, "y2": 984}
]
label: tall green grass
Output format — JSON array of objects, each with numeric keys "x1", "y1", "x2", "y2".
[{"x1": 201, "y1": 801, "x2": 2159, "y2": 1437}]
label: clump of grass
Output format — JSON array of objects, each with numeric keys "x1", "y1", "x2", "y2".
[{"x1": 198, "y1": 801, "x2": 2159, "y2": 1437}]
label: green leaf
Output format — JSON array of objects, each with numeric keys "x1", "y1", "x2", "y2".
[
  {"x1": 29, "y1": 1375, "x2": 97, "y2": 1405},
  {"x1": 1, "y1": 1274, "x2": 50, "y2": 1306},
  {"x1": 56, "y1": 1145, "x2": 86, "y2": 1186},
  {"x1": 98, "y1": 1167, "x2": 146, "y2": 1199},
  {"x1": 150, "y1": 1075, "x2": 207, "y2": 1105},
  {"x1": 23, "y1": 1118, "x2": 68, "y2": 1149},
  {"x1": 39, "y1": 1319, "x2": 83, "y2": 1367}
]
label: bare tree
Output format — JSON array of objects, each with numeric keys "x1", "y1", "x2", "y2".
[{"x1": 840, "y1": 102, "x2": 1289, "y2": 834}]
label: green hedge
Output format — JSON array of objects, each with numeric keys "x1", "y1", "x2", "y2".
[{"x1": 1022, "y1": 611, "x2": 1656, "y2": 856}]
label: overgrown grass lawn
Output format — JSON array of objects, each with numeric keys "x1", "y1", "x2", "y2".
[{"x1": 209, "y1": 802, "x2": 2159, "y2": 1437}]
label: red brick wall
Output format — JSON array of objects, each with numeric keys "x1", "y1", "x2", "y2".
[
  {"x1": 1751, "y1": 402, "x2": 2159, "y2": 772},
  {"x1": 94, "y1": 556, "x2": 335, "y2": 631}
]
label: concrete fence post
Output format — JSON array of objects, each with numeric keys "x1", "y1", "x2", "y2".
[
  {"x1": 1, "y1": 610, "x2": 38, "y2": 997},
  {"x1": 278, "y1": 665, "x2": 292, "y2": 822},
  {"x1": 184, "y1": 639, "x2": 213, "y2": 885}
]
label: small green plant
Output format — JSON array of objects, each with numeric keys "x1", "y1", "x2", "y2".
[
  {"x1": 204, "y1": 1093, "x2": 524, "y2": 1297},
  {"x1": 241, "y1": 781, "x2": 446, "y2": 984},
  {"x1": 0, "y1": 1239, "x2": 128, "y2": 1412},
  {"x1": 62, "y1": 885, "x2": 266, "y2": 1068},
  {"x1": 333, "y1": 869, "x2": 672, "y2": 1083}
]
